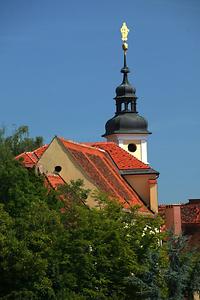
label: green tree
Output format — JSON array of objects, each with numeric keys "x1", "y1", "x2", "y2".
[
  {"x1": 187, "y1": 257, "x2": 200, "y2": 299},
  {"x1": 0, "y1": 129, "x2": 199, "y2": 299},
  {"x1": 125, "y1": 232, "x2": 200, "y2": 300},
  {"x1": 125, "y1": 250, "x2": 168, "y2": 300},
  {"x1": 58, "y1": 187, "x2": 165, "y2": 299},
  {"x1": 0, "y1": 125, "x2": 43, "y2": 156},
  {"x1": 165, "y1": 234, "x2": 200, "y2": 300},
  {"x1": 0, "y1": 137, "x2": 69, "y2": 299}
]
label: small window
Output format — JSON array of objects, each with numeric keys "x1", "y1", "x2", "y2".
[
  {"x1": 54, "y1": 165, "x2": 62, "y2": 173},
  {"x1": 128, "y1": 143, "x2": 137, "y2": 153}
]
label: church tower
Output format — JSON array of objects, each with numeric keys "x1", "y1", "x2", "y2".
[{"x1": 102, "y1": 23, "x2": 151, "y2": 164}]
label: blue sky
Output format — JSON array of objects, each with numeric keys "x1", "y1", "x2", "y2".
[{"x1": 0, "y1": 0, "x2": 200, "y2": 204}]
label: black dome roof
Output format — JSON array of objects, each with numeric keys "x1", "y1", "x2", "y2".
[
  {"x1": 102, "y1": 112, "x2": 151, "y2": 136},
  {"x1": 115, "y1": 83, "x2": 136, "y2": 100}
]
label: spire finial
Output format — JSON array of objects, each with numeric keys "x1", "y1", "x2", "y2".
[
  {"x1": 120, "y1": 22, "x2": 129, "y2": 52},
  {"x1": 120, "y1": 22, "x2": 130, "y2": 79}
]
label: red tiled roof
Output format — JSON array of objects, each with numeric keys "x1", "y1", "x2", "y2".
[
  {"x1": 87, "y1": 142, "x2": 150, "y2": 170},
  {"x1": 58, "y1": 137, "x2": 150, "y2": 213},
  {"x1": 181, "y1": 204, "x2": 200, "y2": 224},
  {"x1": 158, "y1": 203, "x2": 200, "y2": 224},
  {"x1": 15, "y1": 152, "x2": 37, "y2": 168},
  {"x1": 45, "y1": 174, "x2": 65, "y2": 189},
  {"x1": 15, "y1": 145, "x2": 48, "y2": 168}
]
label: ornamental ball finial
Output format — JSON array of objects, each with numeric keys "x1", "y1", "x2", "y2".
[{"x1": 122, "y1": 42, "x2": 128, "y2": 51}]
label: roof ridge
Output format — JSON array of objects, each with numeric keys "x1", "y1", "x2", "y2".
[
  {"x1": 84, "y1": 141, "x2": 116, "y2": 145},
  {"x1": 158, "y1": 203, "x2": 200, "y2": 207},
  {"x1": 58, "y1": 137, "x2": 106, "y2": 153}
]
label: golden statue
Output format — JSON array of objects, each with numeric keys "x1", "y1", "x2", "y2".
[{"x1": 120, "y1": 22, "x2": 129, "y2": 42}]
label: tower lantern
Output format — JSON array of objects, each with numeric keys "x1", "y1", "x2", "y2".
[{"x1": 102, "y1": 23, "x2": 151, "y2": 164}]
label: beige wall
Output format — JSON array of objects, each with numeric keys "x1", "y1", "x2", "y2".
[
  {"x1": 124, "y1": 174, "x2": 158, "y2": 213},
  {"x1": 37, "y1": 138, "x2": 98, "y2": 207}
]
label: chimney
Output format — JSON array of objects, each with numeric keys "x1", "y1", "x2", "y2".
[{"x1": 165, "y1": 205, "x2": 182, "y2": 235}]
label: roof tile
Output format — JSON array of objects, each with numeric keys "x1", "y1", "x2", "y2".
[
  {"x1": 181, "y1": 204, "x2": 200, "y2": 224},
  {"x1": 45, "y1": 174, "x2": 65, "y2": 189}
]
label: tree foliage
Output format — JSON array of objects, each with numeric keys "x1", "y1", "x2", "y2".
[
  {"x1": 0, "y1": 127, "x2": 199, "y2": 299},
  {"x1": 0, "y1": 125, "x2": 43, "y2": 156}
]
